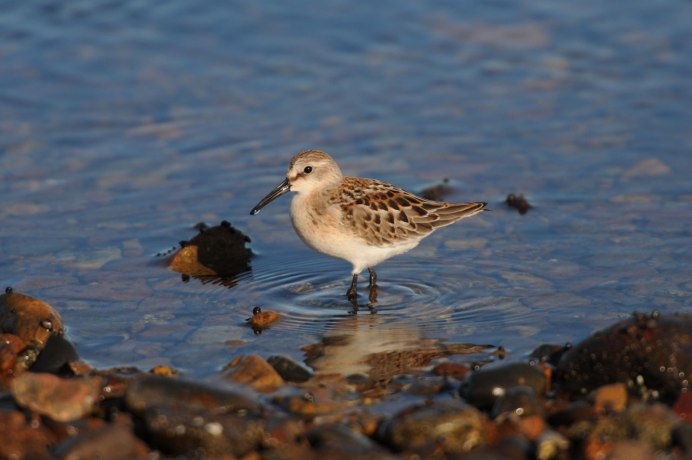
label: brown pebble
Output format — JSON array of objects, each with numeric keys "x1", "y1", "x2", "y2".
[
  {"x1": 247, "y1": 307, "x2": 281, "y2": 333},
  {"x1": 432, "y1": 362, "x2": 471, "y2": 380},
  {"x1": 222, "y1": 354, "x2": 284, "y2": 393},
  {"x1": 53, "y1": 424, "x2": 150, "y2": 460},
  {"x1": 150, "y1": 365, "x2": 179, "y2": 376},
  {"x1": 592, "y1": 382, "x2": 628, "y2": 413},
  {"x1": 169, "y1": 245, "x2": 217, "y2": 276}
]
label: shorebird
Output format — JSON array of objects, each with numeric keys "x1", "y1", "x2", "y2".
[{"x1": 250, "y1": 150, "x2": 486, "y2": 305}]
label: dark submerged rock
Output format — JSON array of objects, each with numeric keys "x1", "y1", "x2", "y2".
[
  {"x1": 307, "y1": 423, "x2": 397, "y2": 459},
  {"x1": 169, "y1": 221, "x2": 252, "y2": 281},
  {"x1": 556, "y1": 312, "x2": 691, "y2": 402},
  {"x1": 420, "y1": 178, "x2": 453, "y2": 201},
  {"x1": 142, "y1": 404, "x2": 264, "y2": 458},
  {"x1": 491, "y1": 385, "x2": 544, "y2": 419},
  {"x1": 267, "y1": 355, "x2": 314, "y2": 383},
  {"x1": 505, "y1": 193, "x2": 532, "y2": 214},
  {"x1": 30, "y1": 333, "x2": 79, "y2": 374},
  {"x1": 124, "y1": 375, "x2": 261, "y2": 415},
  {"x1": 460, "y1": 362, "x2": 547, "y2": 410}
]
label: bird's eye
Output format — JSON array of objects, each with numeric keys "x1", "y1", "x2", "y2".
[{"x1": 303, "y1": 166, "x2": 313, "y2": 174}]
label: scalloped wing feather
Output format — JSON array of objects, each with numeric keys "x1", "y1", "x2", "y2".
[{"x1": 329, "y1": 177, "x2": 486, "y2": 247}]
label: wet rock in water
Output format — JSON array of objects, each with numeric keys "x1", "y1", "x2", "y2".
[
  {"x1": 556, "y1": 312, "x2": 691, "y2": 402},
  {"x1": 125, "y1": 375, "x2": 261, "y2": 415},
  {"x1": 0, "y1": 288, "x2": 64, "y2": 348},
  {"x1": 30, "y1": 333, "x2": 79, "y2": 374},
  {"x1": 141, "y1": 403, "x2": 264, "y2": 458},
  {"x1": 460, "y1": 361, "x2": 547, "y2": 410},
  {"x1": 10, "y1": 373, "x2": 101, "y2": 422},
  {"x1": 267, "y1": 355, "x2": 313, "y2": 383},
  {"x1": 247, "y1": 306, "x2": 281, "y2": 333},
  {"x1": 169, "y1": 220, "x2": 252, "y2": 279},
  {"x1": 505, "y1": 193, "x2": 532, "y2": 214},
  {"x1": 491, "y1": 385, "x2": 544, "y2": 419},
  {"x1": 53, "y1": 424, "x2": 150, "y2": 460},
  {"x1": 307, "y1": 423, "x2": 397, "y2": 460},
  {"x1": 420, "y1": 178, "x2": 453, "y2": 201},
  {"x1": 377, "y1": 399, "x2": 485, "y2": 454},
  {"x1": 222, "y1": 354, "x2": 284, "y2": 393},
  {"x1": 0, "y1": 409, "x2": 57, "y2": 460}
]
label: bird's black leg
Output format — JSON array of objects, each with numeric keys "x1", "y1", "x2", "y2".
[
  {"x1": 346, "y1": 273, "x2": 359, "y2": 302},
  {"x1": 367, "y1": 267, "x2": 377, "y2": 287},
  {"x1": 367, "y1": 267, "x2": 378, "y2": 310}
]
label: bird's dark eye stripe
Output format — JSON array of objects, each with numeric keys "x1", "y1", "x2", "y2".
[{"x1": 303, "y1": 166, "x2": 313, "y2": 174}]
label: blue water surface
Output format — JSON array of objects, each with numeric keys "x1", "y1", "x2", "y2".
[{"x1": 1, "y1": 0, "x2": 690, "y2": 375}]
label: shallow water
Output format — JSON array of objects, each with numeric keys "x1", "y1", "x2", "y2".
[{"x1": 1, "y1": 0, "x2": 691, "y2": 377}]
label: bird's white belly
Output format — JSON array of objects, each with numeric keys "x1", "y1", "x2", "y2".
[{"x1": 290, "y1": 196, "x2": 419, "y2": 274}]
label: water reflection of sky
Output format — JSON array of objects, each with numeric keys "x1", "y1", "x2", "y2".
[{"x1": 0, "y1": 1, "x2": 690, "y2": 376}]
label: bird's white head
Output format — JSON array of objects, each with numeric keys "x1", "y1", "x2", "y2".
[
  {"x1": 250, "y1": 150, "x2": 342, "y2": 215},
  {"x1": 286, "y1": 150, "x2": 343, "y2": 194}
]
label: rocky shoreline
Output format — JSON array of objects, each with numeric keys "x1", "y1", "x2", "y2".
[{"x1": 1, "y1": 286, "x2": 690, "y2": 459}]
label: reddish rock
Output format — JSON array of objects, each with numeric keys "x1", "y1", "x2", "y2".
[
  {"x1": 673, "y1": 392, "x2": 692, "y2": 420},
  {"x1": 0, "y1": 333, "x2": 27, "y2": 389},
  {"x1": 10, "y1": 373, "x2": 102, "y2": 422},
  {"x1": 54, "y1": 424, "x2": 150, "y2": 460},
  {"x1": 0, "y1": 409, "x2": 57, "y2": 459}
]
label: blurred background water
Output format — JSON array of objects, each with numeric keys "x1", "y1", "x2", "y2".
[{"x1": 1, "y1": 0, "x2": 690, "y2": 376}]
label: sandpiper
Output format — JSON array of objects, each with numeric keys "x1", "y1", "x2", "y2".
[{"x1": 250, "y1": 150, "x2": 486, "y2": 305}]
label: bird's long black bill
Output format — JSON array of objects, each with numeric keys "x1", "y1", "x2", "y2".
[{"x1": 250, "y1": 178, "x2": 291, "y2": 215}]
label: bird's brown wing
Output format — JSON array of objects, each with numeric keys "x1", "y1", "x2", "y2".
[{"x1": 330, "y1": 177, "x2": 486, "y2": 247}]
